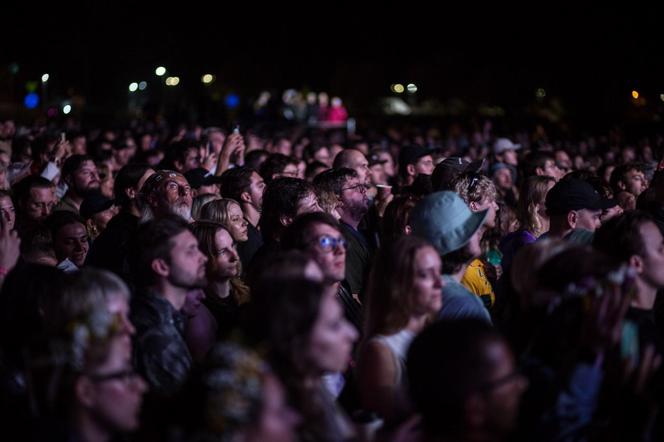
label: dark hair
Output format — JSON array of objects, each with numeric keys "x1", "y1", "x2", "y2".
[
  {"x1": 305, "y1": 161, "x2": 329, "y2": 181},
  {"x1": 243, "y1": 276, "x2": 330, "y2": 440},
  {"x1": 259, "y1": 153, "x2": 297, "y2": 183},
  {"x1": 0, "y1": 263, "x2": 66, "y2": 369},
  {"x1": 219, "y1": 167, "x2": 256, "y2": 202},
  {"x1": 114, "y1": 164, "x2": 152, "y2": 208},
  {"x1": 522, "y1": 151, "x2": 555, "y2": 178},
  {"x1": 131, "y1": 215, "x2": 192, "y2": 287},
  {"x1": 365, "y1": 235, "x2": 434, "y2": 336},
  {"x1": 281, "y1": 212, "x2": 342, "y2": 252},
  {"x1": 441, "y1": 244, "x2": 476, "y2": 275},
  {"x1": 61, "y1": 155, "x2": 94, "y2": 180},
  {"x1": 609, "y1": 162, "x2": 645, "y2": 194},
  {"x1": 244, "y1": 150, "x2": 269, "y2": 171},
  {"x1": 169, "y1": 140, "x2": 199, "y2": 170},
  {"x1": 245, "y1": 249, "x2": 315, "y2": 292},
  {"x1": 537, "y1": 246, "x2": 618, "y2": 293},
  {"x1": 46, "y1": 211, "x2": 86, "y2": 240},
  {"x1": 259, "y1": 177, "x2": 315, "y2": 242},
  {"x1": 14, "y1": 175, "x2": 54, "y2": 205},
  {"x1": 381, "y1": 195, "x2": 419, "y2": 244},
  {"x1": 313, "y1": 167, "x2": 357, "y2": 196},
  {"x1": 593, "y1": 211, "x2": 653, "y2": 265},
  {"x1": 407, "y1": 319, "x2": 506, "y2": 437}
]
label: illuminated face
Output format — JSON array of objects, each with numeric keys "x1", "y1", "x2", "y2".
[
  {"x1": 305, "y1": 223, "x2": 346, "y2": 284},
  {"x1": 153, "y1": 174, "x2": 193, "y2": 220},
  {"x1": 25, "y1": 186, "x2": 56, "y2": 222},
  {"x1": 167, "y1": 230, "x2": 208, "y2": 290},
  {"x1": 81, "y1": 337, "x2": 147, "y2": 433},
  {"x1": 226, "y1": 202, "x2": 249, "y2": 242},
  {"x1": 411, "y1": 246, "x2": 443, "y2": 316},
  {"x1": 307, "y1": 289, "x2": 358, "y2": 374},
  {"x1": 71, "y1": 160, "x2": 101, "y2": 196},
  {"x1": 211, "y1": 227, "x2": 240, "y2": 280},
  {"x1": 54, "y1": 222, "x2": 89, "y2": 267},
  {"x1": 0, "y1": 196, "x2": 16, "y2": 230}
]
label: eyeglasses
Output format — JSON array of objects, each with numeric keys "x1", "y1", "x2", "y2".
[
  {"x1": 87, "y1": 368, "x2": 142, "y2": 387},
  {"x1": 315, "y1": 235, "x2": 348, "y2": 252},
  {"x1": 341, "y1": 183, "x2": 366, "y2": 193}
]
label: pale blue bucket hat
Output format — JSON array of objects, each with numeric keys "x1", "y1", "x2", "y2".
[{"x1": 410, "y1": 191, "x2": 488, "y2": 256}]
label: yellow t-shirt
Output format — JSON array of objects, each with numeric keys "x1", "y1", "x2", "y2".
[{"x1": 461, "y1": 258, "x2": 495, "y2": 308}]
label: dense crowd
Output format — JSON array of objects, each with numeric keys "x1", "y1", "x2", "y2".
[{"x1": 0, "y1": 114, "x2": 663, "y2": 441}]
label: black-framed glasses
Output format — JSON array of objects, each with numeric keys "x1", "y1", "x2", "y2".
[
  {"x1": 341, "y1": 183, "x2": 366, "y2": 193},
  {"x1": 315, "y1": 235, "x2": 348, "y2": 252},
  {"x1": 87, "y1": 368, "x2": 142, "y2": 386}
]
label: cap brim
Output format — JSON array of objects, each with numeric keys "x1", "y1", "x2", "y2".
[
  {"x1": 449, "y1": 208, "x2": 489, "y2": 253},
  {"x1": 465, "y1": 159, "x2": 485, "y2": 173},
  {"x1": 601, "y1": 198, "x2": 618, "y2": 210}
]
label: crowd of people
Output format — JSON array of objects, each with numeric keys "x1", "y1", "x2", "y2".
[{"x1": 0, "y1": 115, "x2": 664, "y2": 441}]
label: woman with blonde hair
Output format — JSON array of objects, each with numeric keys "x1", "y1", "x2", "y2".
[
  {"x1": 199, "y1": 198, "x2": 249, "y2": 243},
  {"x1": 499, "y1": 175, "x2": 556, "y2": 272},
  {"x1": 192, "y1": 193, "x2": 221, "y2": 221}
]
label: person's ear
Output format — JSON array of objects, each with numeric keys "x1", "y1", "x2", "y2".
[
  {"x1": 629, "y1": 255, "x2": 644, "y2": 275},
  {"x1": 406, "y1": 164, "x2": 416, "y2": 177},
  {"x1": 567, "y1": 210, "x2": 577, "y2": 229},
  {"x1": 173, "y1": 160, "x2": 184, "y2": 173},
  {"x1": 404, "y1": 224, "x2": 412, "y2": 235},
  {"x1": 535, "y1": 167, "x2": 544, "y2": 176},
  {"x1": 126, "y1": 187, "x2": 137, "y2": 201},
  {"x1": 618, "y1": 180, "x2": 627, "y2": 191},
  {"x1": 240, "y1": 191, "x2": 252, "y2": 204},
  {"x1": 151, "y1": 258, "x2": 170, "y2": 278},
  {"x1": 469, "y1": 201, "x2": 479, "y2": 212},
  {"x1": 86, "y1": 218, "x2": 96, "y2": 233},
  {"x1": 75, "y1": 377, "x2": 96, "y2": 408}
]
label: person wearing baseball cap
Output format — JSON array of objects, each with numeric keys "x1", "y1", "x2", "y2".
[
  {"x1": 431, "y1": 157, "x2": 484, "y2": 191},
  {"x1": 79, "y1": 192, "x2": 118, "y2": 240},
  {"x1": 398, "y1": 145, "x2": 434, "y2": 187},
  {"x1": 410, "y1": 191, "x2": 492, "y2": 323},
  {"x1": 543, "y1": 178, "x2": 617, "y2": 241},
  {"x1": 184, "y1": 167, "x2": 223, "y2": 197},
  {"x1": 493, "y1": 138, "x2": 521, "y2": 168}
]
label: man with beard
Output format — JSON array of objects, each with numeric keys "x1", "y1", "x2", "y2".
[
  {"x1": 316, "y1": 168, "x2": 372, "y2": 297},
  {"x1": 141, "y1": 170, "x2": 194, "y2": 222},
  {"x1": 130, "y1": 215, "x2": 208, "y2": 395},
  {"x1": 55, "y1": 155, "x2": 101, "y2": 214}
]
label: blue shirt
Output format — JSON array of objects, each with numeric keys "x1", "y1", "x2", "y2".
[{"x1": 439, "y1": 275, "x2": 492, "y2": 324}]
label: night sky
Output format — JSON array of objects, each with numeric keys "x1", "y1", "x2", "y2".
[{"x1": 2, "y1": 4, "x2": 664, "y2": 125}]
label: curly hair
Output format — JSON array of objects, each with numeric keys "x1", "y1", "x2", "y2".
[{"x1": 453, "y1": 172, "x2": 497, "y2": 206}]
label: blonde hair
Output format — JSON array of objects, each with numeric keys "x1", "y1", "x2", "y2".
[
  {"x1": 518, "y1": 175, "x2": 555, "y2": 237},
  {"x1": 200, "y1": 198, "x2": 243, "y2": 232},
  {"x1": 453, "y1": 172, "x2": 497, "y2": 205},
  {"x1": 192, "y1": 194, "x2": 222, "y2": 221}
]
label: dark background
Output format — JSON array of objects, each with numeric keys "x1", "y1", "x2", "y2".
[{"x1": 2, "y1": 4, "x2": 663, "y2": 129}]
